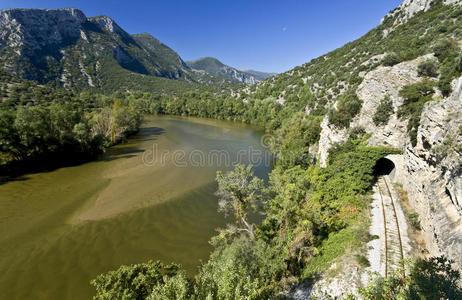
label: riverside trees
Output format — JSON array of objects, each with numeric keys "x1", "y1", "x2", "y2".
[{"x1": 0, "y1": 84, "x2": 140, "y2": 173}]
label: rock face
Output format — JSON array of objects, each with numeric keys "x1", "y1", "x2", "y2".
[
  {"x1": 401, "y1": 76, "x2": 462, "y2": 267},
  {"x1": 383, "y1": 0, "x2": 462, "y2": 25},
  {"x1": 318, "y1": 55, "x2": 434, "y2": 167},
  {"x1": 0, "y1": 8, "x2": 197, "y2": 87},
  {"x1": 0, "y1": 8, "x2": 86, "y2": 54}
]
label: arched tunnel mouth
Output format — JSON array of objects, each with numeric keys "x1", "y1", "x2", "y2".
[{"x1": 373, "y1": 157, "x2": 395, "y2": 177}]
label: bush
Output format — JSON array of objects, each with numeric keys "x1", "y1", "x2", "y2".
[
  {"x1": 382, "y1": 52, "x2": 401, "y2": 66},
  {"x1": 355, "y1": 254, "x2": 371, "y2": 268},
  {"x1": 373, "y1": 95, "x2": 394, "y2": 126},
  {"x1": 398, "y1": 80, "x2": 436, "y2": 146},
  {"x1": 408, "y1": 212, "x2": 422, "y2": 230},
  {"x1": 456, "y1": 52, "x2": 462, "y2": 73},
  {"x1": 417, "y1": 59, "x2": 439, "y2": 77},
  {"x1": 328, "y1": 92, "x2": 363, "y2": 128},
  {"x1": 433, "y1": 39, "x2": 453, "y2": 59},
  {"x1": 359, "y1": 256, "x2": 462, "y2": 299},
  {"x1": 91, "y1": 261, "x2": 194, "y2": 300}
]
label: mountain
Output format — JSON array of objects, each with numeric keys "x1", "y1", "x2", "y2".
[
  {"x1": 186, "y1": 57, "x2": 275, "y2": 83},
  {"x1": 0, "y1": 8, "x2": 232, "y2": 93},
  {"x1": 239, "y1": 69, "x2": 277, "y2": 81}
]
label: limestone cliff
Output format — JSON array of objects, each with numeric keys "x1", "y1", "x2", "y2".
[
  {"x1": 316, "y1": 53, "x2": 462, "y2": 270},
  {"x1": 383, "y1": 0, "x2": 462, "y2": 25}
]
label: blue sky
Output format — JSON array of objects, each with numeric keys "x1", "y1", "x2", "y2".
[{"x1": 0, "y1": 0, "x2": 403, "y2": 73}]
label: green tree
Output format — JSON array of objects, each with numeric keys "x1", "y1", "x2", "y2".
[
  {"x1": 196, "y1": 235, "x2": 286, "y2": 300},
  {"x1": 417, "y1": 59, "x2": 439, "y2": 77},
  {"x1": 91, "y1": 261, "x2": 193, "y2": 300},
  {"x1": 382, "y1": 52, "x2": 401, "y2": 66},
  {"x1": 372, "y1": 95, "x2": 394, "y2": 126},
  {"x1": 359, "y1": 256, "x2": 462, "y2": 300},
  {"x1": 215, "y1": 164, "x2": 265, "y2": 238}
]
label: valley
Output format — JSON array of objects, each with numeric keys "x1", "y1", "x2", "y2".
[{"x1": 0, "y1": 0, "x2": 462, "y2": 299}]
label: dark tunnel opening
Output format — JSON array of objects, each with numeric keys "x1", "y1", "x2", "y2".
[{"x1": 373, "y1": 157, "x2": 395, "y2": 177}]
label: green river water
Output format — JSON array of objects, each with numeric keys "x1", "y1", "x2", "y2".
[{"x1": 0, "y1": 116, "x2": 271, "y2": 299}]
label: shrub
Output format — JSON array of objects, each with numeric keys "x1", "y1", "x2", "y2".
[
  {"x1": 398, "y1": 80, "x2": 436, "y2": 146},
  {"x1": 373, "y1": 95, "x2": 394, "y2": 126},
  {"x1": 355, "y1": 254, "x2": 371, "y2": 267},
  {"x1": 408, "y1": 212, "x2": 422, "y2": 230},
  {"x1": 456, "y1": 52, "x2": 462, "y2": 73},
  {"x1": 433, "y1": 39, "x2": 453, "y2": 59},
  {"x1": 91, "y1": 261, "x2": 194, "y2": 300},
  {"x1": 359, "y1": 256, "x2": 462, "y2": 299},
  {"x1": 382, "y1": 52, "x2": 401, "y2": 66},
  {"x1": 417, "y1": 59, "x2": 439, "y2": 77},
  {"x1": 328, "y1": 92, "x2": 363, "y2": 128}
]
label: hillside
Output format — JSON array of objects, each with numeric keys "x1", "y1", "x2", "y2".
[
  {"x1": 232, "y1": 0, "x2": 462, "y2": 296},
  {"x1": 186, "y1": 57, "x2": 275, "y2": 83},
  {"x1": 0, "y1": 8, "x2": 235, "y2": 94}
]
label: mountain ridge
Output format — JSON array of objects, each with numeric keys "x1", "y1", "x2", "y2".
[
  {"x1": 186, "y1": 56, "x2": 275, "y2": 83},
  {"x1": 0, "y1": 8, "x2": 235, "y2": 93}
]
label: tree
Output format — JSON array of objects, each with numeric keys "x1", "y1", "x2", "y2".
[
  {"x1": 382, "y1": 52, "x2": 401, "y2": 66},
  {"x1": 196, "y1": 235, "x2": 286, "y2": 300},
  {"x1": 359, "y1": 256, "x2": 462, "y2": 300},
  {"x1": 91, "y1": 261, "x2": 193, "y2": 300},
  {"x1": 373, "y1": 95, "x2": 394, "y2": 126},
  {"x1": 0, "y1": 108, "x2": 21, "y2": 162},
  {"x1": 417, "y1": 59, "x2": 439, "y2": 77},
  {"x1": 215, "y1": 164, "x2": 265, "y2": 238}
]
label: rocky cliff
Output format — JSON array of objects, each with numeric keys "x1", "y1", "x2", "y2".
[
  {"x1": 402, "y1": 76, "x2": 462, "y2": 266},
  {"x1": 0, "y1": 8, "x2": 86, "y2": 55},
  {"x1": 383, "y1": 0, "x2": 462, "y2": 25}
]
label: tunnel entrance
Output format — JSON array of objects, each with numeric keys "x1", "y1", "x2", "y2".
[{"x1": 373, "y1": 157, "x2": 395, "y2": 177}]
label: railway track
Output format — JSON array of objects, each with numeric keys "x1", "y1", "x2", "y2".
[{"x1": 377, "y1": 176, "x2": 405, "y2": 277}]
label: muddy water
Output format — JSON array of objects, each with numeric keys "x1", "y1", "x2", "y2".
[{"x1": 0, "y1": 116, "x2": 271, "y2": 299}]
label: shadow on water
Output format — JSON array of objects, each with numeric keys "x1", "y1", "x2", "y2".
[
  {"x1": 0, "y1": 126, "x2": 166, "y2": 185},
  {"x1": 131, "y1": 126, "x2": 166, "y2": 142},
  {"x1": 102, "y1": 148, "x2": 146, "y2": 162}
]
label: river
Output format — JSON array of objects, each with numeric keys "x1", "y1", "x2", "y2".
[{"x1": 0, "y1": 116, "x2": 271, "y2": 299}]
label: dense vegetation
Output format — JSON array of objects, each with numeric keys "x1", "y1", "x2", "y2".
[
  {"x1": 358, "y1": 256, "x2": 462, "y2": 299},
  {"x1": 0, "y1": 76, "x2": 140, "y2": 175},
  {"x1": 397, "y1": 80, "x2": 436, "y2": 146}
]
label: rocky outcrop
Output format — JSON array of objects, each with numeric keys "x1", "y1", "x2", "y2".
[
  {"x1": 382, "y1": 0, "x2": 462, "y2": 26},
  {"x1": 0, "y1": 8, "x2": 86, "y2": 55},
  {"x1": 400, "y1": 76, "x2": 462, "y2": 267},
  {"x1": 318, "y1": 55, "x2": 434, "y2": 167}
]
